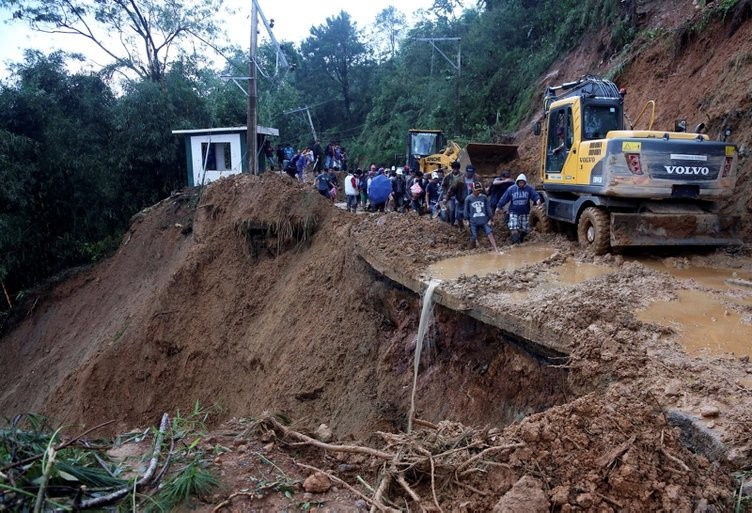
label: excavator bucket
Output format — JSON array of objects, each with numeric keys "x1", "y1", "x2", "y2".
[
  {"x1": 461, "y1": 143, "x2": 519, "y2": 177},
  {"x1": 610, "y1": 212, "x2": 741, "y2": 248}
]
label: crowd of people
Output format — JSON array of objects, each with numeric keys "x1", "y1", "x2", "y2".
[
  {"x1": 262, "y1": 139, "x2": 349, "y2": 181},
  {"x1": 310, "y1": 159, "x2": 542, "y2": 251},
  {"x1": 262, "y1": 138, "x2": 542, "y2": 251}
]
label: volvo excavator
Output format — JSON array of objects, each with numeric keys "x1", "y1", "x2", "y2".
[{"x1": 532, "y1": 75, "x2": 740, "y2": 254}]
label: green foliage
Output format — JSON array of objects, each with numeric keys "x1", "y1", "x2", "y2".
[
  {"x1": 144, "y1": 459, "x2": 218, "y2": 512},
  {"x1": 0, "y1": 50, "x2": 214, "y2": 309},
  {"x1": 353, "y1": 0, "x2": 629, "y2": 165},
  {"x1": 733, "y1": 470, "x2": 751, "y2": 513},
  {"x1": 297, "y1": 11, "x2": 374, "y2": 139},
  {"x1": 0, "y1": 414, "x2": 127, "y2": 511},
  {"x1": 1, "y1": 405, "x2": 220, "y2": 512}
]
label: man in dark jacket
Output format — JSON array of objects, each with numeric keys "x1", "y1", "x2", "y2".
[
  {"x1": 495, "y1": 173, "x2": 542, "y2": 244},
  {"x1": 487, "y1": 170, "x2": 514, "y2": 216},
  {"x1": 312, "y1": 140, "x2": 323, "y2": 172},
  {"x1": 441, "y1": 161, "x2": 462, "y2": 225},
  {"x1": 447, "y1": 165, "x2": 477, "y2": 228}
]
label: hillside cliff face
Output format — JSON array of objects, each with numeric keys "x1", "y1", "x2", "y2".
[{"x1": 513, "y1": 0, "x2": 752, "y2": 239}]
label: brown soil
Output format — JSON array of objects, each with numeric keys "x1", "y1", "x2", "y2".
[{"x1": 3, "y1": 3, "x2": 752, "y2": 511}]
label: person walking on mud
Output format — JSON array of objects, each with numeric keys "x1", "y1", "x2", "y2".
[
  {"x1": 464, "y1": 182, "x2": 499, "y2": 252},
  {"x1": 495, "y1": 173, "x2": 542, "y2": 244},
  {"x1": 441, "y1": 161, "x2": 462, "y2": 224},
  {"x1": 315, "y1": 168, "x2": 334, "y2": 199},
  {"x1": 344, "y1": 169, "x2": 360, "y2": 212}
]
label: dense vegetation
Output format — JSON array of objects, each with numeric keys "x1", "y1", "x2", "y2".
[{"x1": 0, "y1": 0, "x2": 643, "y2": 309}]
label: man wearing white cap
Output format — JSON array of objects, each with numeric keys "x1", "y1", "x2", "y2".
[{"x1": 495, "y1": 173, "x2": 542, "y2": 244}]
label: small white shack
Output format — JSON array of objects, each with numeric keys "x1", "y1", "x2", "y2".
[{"x1": 172, "y1": 125, "x2": 279, "y2": 186}]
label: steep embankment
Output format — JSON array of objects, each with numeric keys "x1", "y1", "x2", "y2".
[
  {"x1": 0, "y1": 175, "x2": 568, "y2": 438},
  {"x1": 513, "y1": 0, "x2": 752, "y2": 240},
  {"x1": 1, "y1": 176, "x2": 379, "y2": 434}
]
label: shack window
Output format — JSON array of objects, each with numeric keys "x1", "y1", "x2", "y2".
[{"x1": 200, "y1": 142, "x2": 233, "y2": 171}]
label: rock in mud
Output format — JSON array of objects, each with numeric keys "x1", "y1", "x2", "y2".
[
  {"x1": 492, "y1": 475, "x2": 549, "y2": 512},
  {"x1": 700, "y1": 405, "x2": 720, "y2": 418},
  {"x1": 314, "y1": 423, "x2": 334, "y2": 442},
  {"x1": 303, "y1": 472, "x2": 332, "y2": 493}
]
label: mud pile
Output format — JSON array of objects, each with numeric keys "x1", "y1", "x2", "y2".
[
  {"x1": 0, "y1": 175, "x2": 386, "y2": 435},
  {"x1": 0, "y1": 175, "x2": 564, "y2": 435}
]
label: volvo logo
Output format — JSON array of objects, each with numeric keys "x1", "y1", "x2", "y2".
[{"x1": 664, "y1": 166, "x2": 710, "y2": 175}]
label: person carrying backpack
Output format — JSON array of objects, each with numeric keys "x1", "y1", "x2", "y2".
[{"x1": 408, "y1": 171, "x2": 426, "y2": 215}]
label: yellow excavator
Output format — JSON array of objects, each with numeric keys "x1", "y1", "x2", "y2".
[
  {"x1": 532, "y1": 75, "x2": 740, "y2": 254},
  {"x1": 406, "y1": 129, "x2": 518, "y2": 176}
]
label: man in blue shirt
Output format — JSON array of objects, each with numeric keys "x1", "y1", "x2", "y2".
[{"x1": 495, "y1": 174, "x2": 542, "y2": 244}]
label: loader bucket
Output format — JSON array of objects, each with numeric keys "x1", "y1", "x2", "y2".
[
  {"x1": 461, "y1": 143, "x2": 519, "y2": 177},
  {"x1": 609, "y1": 212, "x2": 741, "y2": 248}
]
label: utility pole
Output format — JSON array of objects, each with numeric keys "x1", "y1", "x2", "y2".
[
  {"x1": 282, "y1": 105, "x2": 318, "y2": 143},
  {"x1": 415, "y1": 37, "x2": 461, "y2": 135},
  {"x1": 247, "y1": 0, "x2": 258, "y2": 175}
]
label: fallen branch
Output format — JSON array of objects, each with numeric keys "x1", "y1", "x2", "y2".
[
  {"x1": 427, "y1": 452, "x2": 443, "y2": 513},
  {"x1": 266, "y1": 416, "x2": 392, "y2": 460},
  {"x1": 77, "y1": 413, "x2": 169, "y2": 509},
  {"x1": 33, "y1": 447, "x2": 56, "y2": 513},
  {"x1": 595, "y1": 491, "x2": 623, "y2": 510},
  {"x1": 659, "y1": 447, "x2": 690, "y2": 473},
  {"x1": 152, "y1": 436, "x2": 176, "y2": 487},
  {"x1": 412, "y1": 417, "x2": 438, "y2": 430},
  {"x1": 596, "y1": 435, "x2": 636, "y2": 469},
  {"x1": 1, "y1": 281, "x2": 12, "y2": 309},
  {"x1": 395, "y1": 472, "x2": 423, "y2": 504},
  {"x1": 370, "y1": 471, "x2": 392, "y2": 513},
  {"x1": 211, "y1": 481, "x2": 281, "y2": 512},
  {"x1": 453, "y1": 479, "x2": 489, "y2": 497},
  {"x1": 454, "y1": 442, "x2": 526, "y2": 475}
]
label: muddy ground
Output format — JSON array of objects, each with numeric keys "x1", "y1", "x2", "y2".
[{"x1": 1, "y1": 173, "x2": 750, "y2": 511}]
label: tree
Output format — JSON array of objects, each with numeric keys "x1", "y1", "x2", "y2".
[
  {"x1": 371, "y1": 6, "x2": 407, "y2": 62},
  {"x1": 2, "y1": 0, "x2": 223, "y2": 82},
  {"x1": 299, "y1": 11, "x2": 369, "y2": 122},
  {"x1": 0, "y1": 51, "x2": 120, "y2": 295}
]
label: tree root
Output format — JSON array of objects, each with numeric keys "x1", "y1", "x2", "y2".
[{"x1": 256, "y1": 413, "x2": 519, "y2": 512}]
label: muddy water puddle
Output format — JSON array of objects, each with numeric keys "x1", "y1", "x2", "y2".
[
  {"x1": 551, "y1": 261, "x2": 613, "y2": 284},
  {"x1": 638, "y1": 289, "x2": 752, "y2": 358},
  {"x1": 636, "y1": 259, "x2": 752, "y2": 291},
  {"x1": 428, "y1": 245, "x2": 555, "y2": 281}
]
